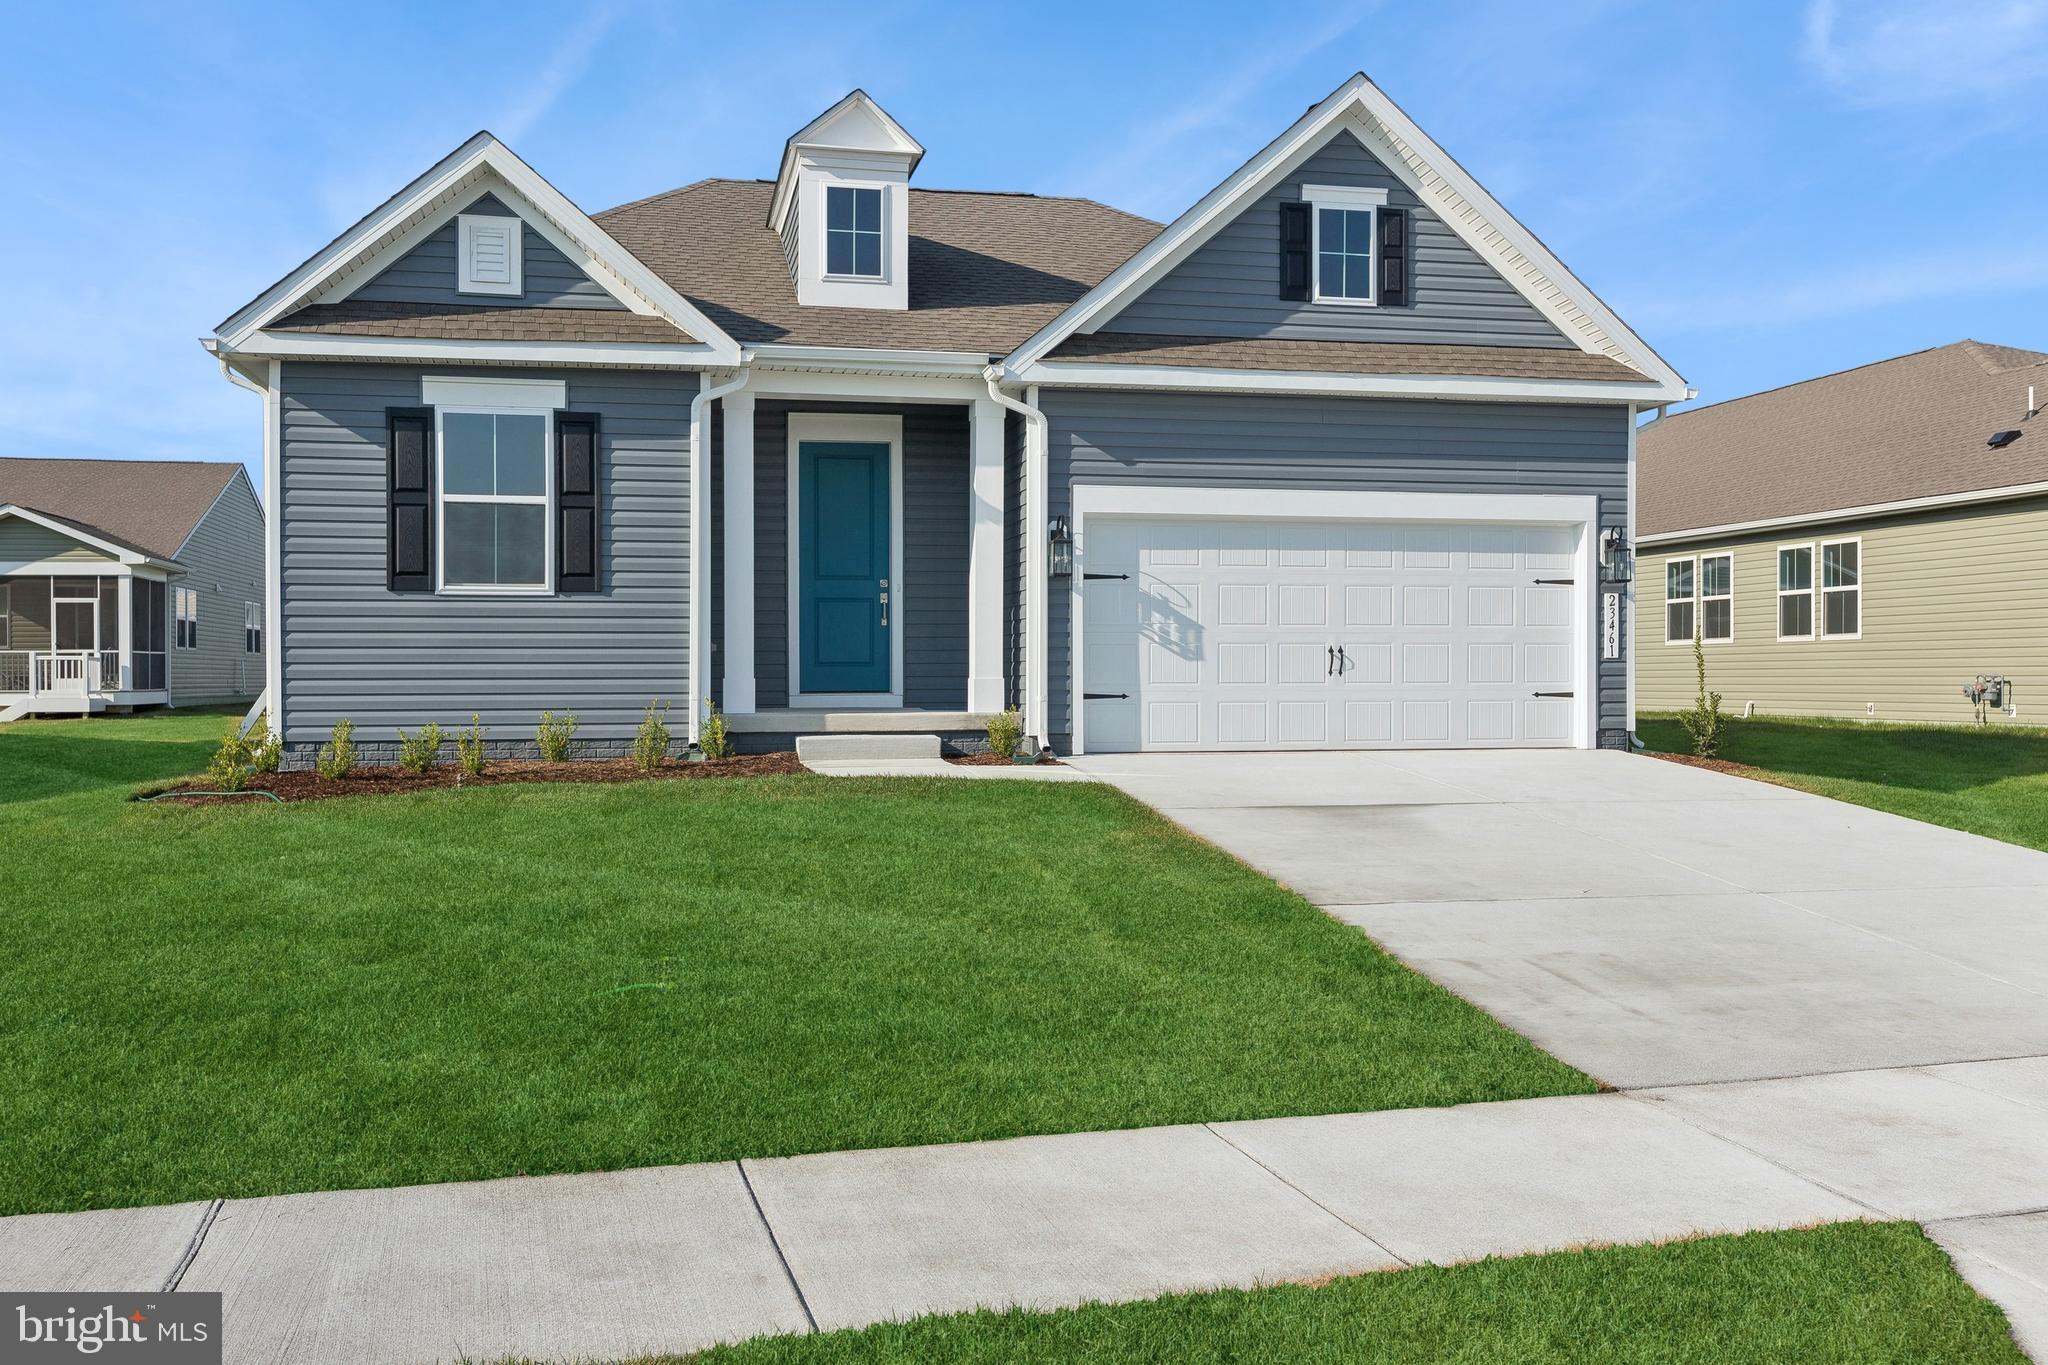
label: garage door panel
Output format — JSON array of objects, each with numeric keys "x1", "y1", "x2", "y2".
[{"x1": 1082, "y1": 515, "x2": 1579, "y2": 753}]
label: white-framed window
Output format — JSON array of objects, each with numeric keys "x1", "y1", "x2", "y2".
[
  {"x1": 244, "y1": 601, "x2": 262, "y2": 654},
  {"x1": 1820, "y1": 538, "x2": 1861, "y2": 638},
  {"x1": 1305, "y1": 184, "x2": 1388, "y2": 305},
  {"x1": 438, "y1": 408, "x2": 552, "y2": 592},
  {"x1": 1699, "y1": 553, "x2": 1733, "y2": 642},
  {"x1": 1777, "y1": 544, "x2": 1814, "y2": 639},
  {"x1": 824, "y1": 184, "x2": 884, "y2": 278},
  {"x1": 174, "y1": 587, "x2": 198, "y2": 649},
  {"x1": 1664, "y1": 557, "x2": 1695, "y2": 643},
  {"x1": 457, "y1": 213, "x2": 523, "y2": 296}
]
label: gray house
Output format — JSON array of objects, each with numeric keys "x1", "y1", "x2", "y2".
[
  {"x1": 207, "y1": 74, "x2": 1687, "y2": 765},
  {"x1": 0, "y1": 457, "x2": 266, "y2": 720}
]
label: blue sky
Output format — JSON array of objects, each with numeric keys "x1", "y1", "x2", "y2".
[{"x1": 4, "y1": 0, "x2": 2046, "y2": 486}]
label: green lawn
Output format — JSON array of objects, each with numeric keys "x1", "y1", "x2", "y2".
[
  {"x1": 1639, "y1": 712, "x2": 2048, "y2": 853},
  {"x1": 664, "y1": 1223, "x2": 2023, "y2": 1364},
  {"x1": 0, "y1": 710, "x2": 1590, "y2": 1215}
]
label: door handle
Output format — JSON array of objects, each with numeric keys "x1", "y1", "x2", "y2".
[
  {"x1": 1337, "y1": 644, "x2": 1348, "y2": 674},
  {"x1": 1327, "y1": 645, "x2": 1336, "y2": 677},
  {"x1": 879, "y1": 584, "x2": 890, "y2": 628}
]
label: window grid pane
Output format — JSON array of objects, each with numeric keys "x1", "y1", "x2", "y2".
[
  {"x1": 1779, "y1": 547, "x2": 1811, "y2": 591},
  {"x1": 1779, "y1": 593, "x2": 1813, "y2": 638},
  {"x1": 1822, "y1": 542, "x2": 1859, "y2": 587},
  {"x1": 1315, "y1": 206, "x2": 1373, "y2": 300},
  {"x1": 1701, "y1": 555, "x2": 1731, "y2": 596},
  {"x1": 1666, "y1": 560, "x2": 1694, "y2": 598},
  {"x1": 826, "y1": 186, "x2": 883, "y2": 278},
  {"x1": 1666, "y1": 601, "x2": 1695, "y2": 643},
  {"x1": 1824, "y1": 589, "x2": 1859, "y2": 636}
]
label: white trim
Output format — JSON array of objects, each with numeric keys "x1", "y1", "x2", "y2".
[
  {"x1": 0, "y1": 505, "x2": 174, "y2": 568},
  {"x1": 748, "y1": 344, "x2": 993, "y2": 377},
  {"x1": 456, "y1": 212, "x2": 523, "y2": 296},
  {"x1": 237, "y1": 331, "x2": 724, "y2": 368},
  {"x1": 1000, "y1": 74, "x2": 1689, "y2": 403},
  {"x1": 1662, "y1": 555, "x2": 1696, "y2": 645},
  {"x1": 746, "y1": 367, "x2": 986, "y2": 402},
  {"x1": 1637, "y1": 479, "x2": 2048, "y2": 546},
  {"x1": 1818, "y1": 535, "x2": 1864, "y2": 641},
  {"x1": 433, "y1": 405, "x2": 555, "y2": 596},
  {"x1": 215, "y1": 134, "x2": 740, "y2": 363},
  {"x1": 1775, "y1": 542, "x2": 1816, "y2": 642},
  {"x1": 689, "y1": 370, "x2": 750, "y2": 742},
  {"x1": 721, "y1": 390, "x2": 759, "y2": 714},
  {"x1": 768, "y1": 90, "x2": 925, "y2": 235},
  {"x1": 1625, "y1": 405, "x2": 1638, "y2": 733},
  {"x1": 1699, "y1": 551, "x2": 1734, "y2": 644},
  {"x1": 422, "y1": 375, "x2": 566, "y2": 410},
  {"x1": 1067, "y1": 484, "x2": 1601, "y2": 754},
  {"x1": 786, "y1": 413, "x2": 905, "y2": 706},
  {"x1": 820, "y1": 184, "x2": 887, "y2": 281},
  {"x1": 966, "y1": 397, "x2": 1006, "y2": 714},
  {"x1": 0, "y1": 557, "x2": 152, "y2": 577},
  {"x1": 1304, "y1": 185, "x2": 1382, "y2": 307},
  {"x1": 1010, "y1": 360, "x2": 1665, "y2": 405}
]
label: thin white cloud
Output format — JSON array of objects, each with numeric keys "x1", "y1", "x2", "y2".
[
  {"x1": 1803, "y1": 0, "x2": 2048, "y2": 106},
  {"x1": 497, "y1": 4, "x2": 624, "y2": 144}
]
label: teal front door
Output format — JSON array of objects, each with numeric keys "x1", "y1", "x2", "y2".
[{"x1": 798, "y1": 441, "x2": 892, "y2": 694}]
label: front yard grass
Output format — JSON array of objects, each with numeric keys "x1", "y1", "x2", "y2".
[
  {"x1": 670, "y1": 1223, "x2": 2022, "y2": 1364},
  {"x1": 0, "y1": 711, "x2": 1591, "y2": 1215},
  {"x1": 1638, "y1": 712, "x2": 2048, "y2": 853}
]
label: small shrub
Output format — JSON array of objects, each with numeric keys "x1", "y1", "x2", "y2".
[
  {"x1": 1679, "y1": 626, "x2": 1727, "y2": 759},
  {"x1": 700, "y1": 700, "x2": 732, "y2": 761},
  {"x1": 315, "y1": 719, "x2": 357, "y2": 780},
  {"x1": 633, "y1": 700, "x2": 672, "y2": 771},
  {"x1": 536, "y1": 710, "x2": 578, "y2": 763},
  {"x1": 207, "y1": 720, "x2": 252, "y2": 792},
  {"x1": 456, "y1": 714, "x2": 488, "y2": 777},
  {"x1": 986, "y1": 707, "x2": 1024, "y2": 760},
  {"x1": 398, "y1": 721, "x2": 444, "y2": 775},
  {"x1": 246, "y1": 712, "x2": 282, "y2": 774}
]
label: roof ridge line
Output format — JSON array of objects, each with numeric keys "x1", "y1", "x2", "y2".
[{"x1": 1648, "y1": 343, "x2": 1965, "y2": 423}]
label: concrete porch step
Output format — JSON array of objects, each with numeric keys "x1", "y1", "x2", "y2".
[{"x1": 795, "y1": 733, "x2": 942, "y2": 761}]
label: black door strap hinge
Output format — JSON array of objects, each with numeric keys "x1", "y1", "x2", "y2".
[
  {"x1": 1532, "y1": 691, "x2": 1575, "y2": 698},
  {"x1": 1082, "y1": 572, "x2": 1129, "y2": 581},
  {"x1": 1083, "y1": 692, "x2": 1130, "y2": 701}
]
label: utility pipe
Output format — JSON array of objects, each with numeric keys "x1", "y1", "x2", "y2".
[{"x1": 983, "y1": 369, "x2": 1051, "y2": 750}]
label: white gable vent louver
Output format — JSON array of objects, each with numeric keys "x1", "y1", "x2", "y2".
[{"x1": 458, "y1": 213, "x2": 523, "y2": 296}]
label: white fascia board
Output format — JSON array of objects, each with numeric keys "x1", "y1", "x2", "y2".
[
  {"x1": 1001, "y1": 72, "x2": 1687, "y2": 396},
  {"x1": 216, "y1": 133, "x2": 740, "y2": 363},
  {"x1": 1013, "y1": 359, "x2": 1677, "y2": 405},
  {"x1": 749, "y1": 343, "x2": 995, "y2": 376},
  {"x1": 237, "y1": 330, "x2": 727, "y2": 369},
  {"x1": 746, "y1": 366, "x2": 987, "y2": 402},
  {"x1": 1074, "y1": 483, "x2": 1598, "y2": 526},
  {"x1": 0, "y1": 504, "x2": 170, "y2": 567},
  {"x1": 1636, "y1": 479, "x2": 2048, "y2": 546}
]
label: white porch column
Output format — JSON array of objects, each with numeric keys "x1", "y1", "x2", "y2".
[
  {"x1": 115, "y1": 574, "x2": 133, "y2": 692},
  {"x1": 967, "y1": 397, "x2": 1007, "y2": 715},
  {"x1": 720, "y1": 390, "x2": 758, "y2": 714}
]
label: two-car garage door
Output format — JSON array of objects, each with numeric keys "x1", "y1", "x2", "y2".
[{"x1": 1081, "y1": 518, "x2": 1581, "y2": 752}]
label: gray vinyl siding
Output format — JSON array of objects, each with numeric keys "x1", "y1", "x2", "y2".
[
  {"x1": 1042, "y1": 388, "x2": 1631, "y2": 749},
  {"x1": 169, "y1": 472, "x2": 266, "y2": 705},
  {"x1": 277, "y1": 362, "x2": 696, "y2": 747},
  {"x1": 713, "y1": 400, "x2": 969, "y2": 710},
  {"x1": 1105, "y1": 130, "x2": 1571, "y2": 347},
  {"x1": 349, "y1": 193, "x2": 627, "y2": 310},
  {"x1": 0, "y1": 519, "x2": 114, "y2": 564}
]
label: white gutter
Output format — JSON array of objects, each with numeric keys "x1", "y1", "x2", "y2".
[
  {"x1": 1637, "y1": 478, "x2": 2048, "y2": 547},
  {"x1": 983, "y1": 368, "x2": 1052, "y2": 750},
  {"x1": 688, "y1": 367, "x2": 750, "y2": 743}
]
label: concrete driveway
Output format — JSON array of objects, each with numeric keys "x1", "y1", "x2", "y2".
[{"x1": 1069, "y1": 749, "x2": 2048, "y2": 1090}]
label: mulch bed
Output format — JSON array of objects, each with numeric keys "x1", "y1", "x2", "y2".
[
  {"x1": 1644, "y1": 750, "x2": 1802, "y2": 790},
  {"x1": 945, "y1": 752, "x2": 1065, "y2": 767},
  {"x1": 143, "y1": 752, "x2": 804, "y2": 805}
]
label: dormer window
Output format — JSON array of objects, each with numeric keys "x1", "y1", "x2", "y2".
[
  {"x1": 826, "y1": 186, "x2": 884, "y2": 278},
  {"x1": 458, "y1": 213, "x2": 522, "y2": 296},
  {"x1": 1304, "y1": 185, "x2": 1388, "y2": 306}
]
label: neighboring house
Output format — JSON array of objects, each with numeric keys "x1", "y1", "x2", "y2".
[
  {"x1": 205, "y1": 74, "x2": 1688, "y2": 767},
  {"x1": 0, "y1": 457, "x2": 266, "y2": 720},
  {"x1": 1638, "y1": 340, "x2": 2048, "y2": 725}
]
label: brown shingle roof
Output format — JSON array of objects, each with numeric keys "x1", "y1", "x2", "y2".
[
  {"x1": 1638, "y1": 341, "x2": 2048, "y2": 537},
  {"x1": 270, "y1": 300, "x2": 692, "y2": 344},
  {"x1": 594, "y1": 179, "x2": 1162, "y2": 353},
  {"x1": 0, "y1": 457, "x2": 244, "y2": 560},
  {"x1": 1045, "y1": 332, "x2": 1653, "y2": 382}
]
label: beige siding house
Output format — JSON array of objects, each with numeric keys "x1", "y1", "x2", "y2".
[{"x1": 1637, "y1": 341, "x2": 2048, "y2": 726}]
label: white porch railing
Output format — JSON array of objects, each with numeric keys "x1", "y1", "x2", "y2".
[{"x1": 0, "y1": 650, "x2": 120, "y2": 696}]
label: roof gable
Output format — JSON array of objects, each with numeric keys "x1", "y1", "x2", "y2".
[
  {"x1": 214, "y1": 133, "x2": 739, "y2": 362},
  {"x1": 344, "y1": 192, "x2": 629, "y2": 311},
  {"x1": 1638, "y1": 341, "x2": 2048, "y2": 538},
  {"x1": 1003, "y1": 73, "x2": 1687, "y2": 399},
  {"x1": 769, "y1": 90, "x2": 926, "y2": 233},
  {"x1": 0, "y1": 458, "x2": 245, "y2": 561}
]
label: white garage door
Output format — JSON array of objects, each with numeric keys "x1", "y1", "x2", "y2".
[{"x1": 1081, "y1": 518, "x2": 1581, "y2": 752}]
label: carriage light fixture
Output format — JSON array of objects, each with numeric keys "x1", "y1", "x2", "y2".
[
  {"x1": 1048, "y1": 515, "x2": 1073, "y2": 577},
  {"x1": 1600, "y1": 527, "x2": 1633, "y2": 583}
]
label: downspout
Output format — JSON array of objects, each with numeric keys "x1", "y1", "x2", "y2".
[
  {"x1": 688, "y1": 365, "x2": 750, "y2": 744},
  {"x1": 982, "y1": 368, "x2": 1051, "y2": 751},
  {"x1": 215, "y1": 351, "x2": 276, "y2": 738}
]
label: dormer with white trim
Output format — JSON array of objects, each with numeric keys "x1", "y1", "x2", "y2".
[{"x1": 769, "y1": 91, "x2": 924, "y2": 311}]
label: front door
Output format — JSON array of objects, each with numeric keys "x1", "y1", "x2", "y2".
[{"x1": 797, "y1": 441, "x2": 892, "y2": 695}]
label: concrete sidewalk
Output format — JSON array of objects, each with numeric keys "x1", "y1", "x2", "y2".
[{"x1": 8, "y1": 1058, "x2": 2048, "y2": 1363}]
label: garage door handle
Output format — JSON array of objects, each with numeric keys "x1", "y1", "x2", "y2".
[
  {"x1": 1533, "y1": 578, "x2": 1575, "y2": 586},
  {"x1": 1083, "y1": 572, "x2": 1129, "y2": 581},
  {"x1": 1533, "y1": 691, "x2": 1575, "y2": 698},
  {"x1": 1327, "y1": 645, "x2": 1336, "y2": 676},
  {"x1": 1084, "y1": 692, "x2": 1129, "y2": 701}
]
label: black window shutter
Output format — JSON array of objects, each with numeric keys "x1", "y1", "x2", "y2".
[
  {"x1": 1278, "y1": 201, "x2": 1312, "y2": 301},
  {"x1": 1378, "y1": 207, "x2": 1408, "y2": 305},
  {"x1": 556, "y1": 411, "x2": 600, "y2": 594},
  {"x1": 386, "y1": 407, "x2": 434, "y2": 593}
]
